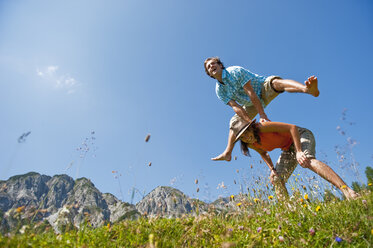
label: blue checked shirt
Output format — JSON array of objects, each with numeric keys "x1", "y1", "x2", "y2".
[{"x1": 215, "y1": 66, "x2": 267, "y2": 107}]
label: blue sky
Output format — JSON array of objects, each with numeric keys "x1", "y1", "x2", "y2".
[{"x1": 1, "y1": 0, "x2": 372, "y2": 203}]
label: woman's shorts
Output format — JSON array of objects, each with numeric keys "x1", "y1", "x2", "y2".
[{"x1": 275, "y1": 127, "x2": 316, "y2": 182}]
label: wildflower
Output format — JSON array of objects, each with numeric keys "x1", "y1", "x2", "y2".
[
  {"x1": 19, "y1": 225, "x2": 29, "y2": 234},
  {"x1": 230, "y1": 195, "x2": 235, "y2": 200},
  {"x1": 263, "y1": 208, "x2": 270, "y2": 215},
  {"x1": 227, "y1": 228, "x2": 233, "y2": 232},
  {"x1": 16, "y1": 206, "x2": 25, "y2": 213},
  {"x1": 303, "y1": 204, "x2": 307, "y2": 208},
  {"x1": 362, "y1": 200, "x2": 367, "y2": 205},
  {"x1": 257, "y1": 227, "x2": 262, "y2": 233},
  {"x1": 299, "y1": 198, "x2": 304, "y2": 203},
  {"x1": 341, "y1": 185, "x2": 347, "y2": 189},
  {"x1": 297, "y1": 222, "x2": 301, "y2": 227},
  {"x1": 236, "y1": 202, "x2": 242, "y2": 207},
  {"x1": 371, "y1": 229, "x2": 373, "y2": 235},
  {"x1": 315, "y1": 206, "x2": 321, "y2": 212},
  {"x1": 304, "y1": 194, "x2": 309, "y2": 200},
  {"x1": 107, "y1": 223, "x2": 110, "y2": 229},
  {"x1": 278, "y1": 236, "x2": 284, "y2": 242},
  {"x1": 335, "y1": 236, "x2": 342, "y2": 243},
  {"x1": 218, "y1": 182, "x2": 227, "y2": 189},
  {"x1": 368, "y1": 183, "x2": 372, "y2": 186},
  {"x1": 254, "y1": 198, "x2": 259, "y2": 203},
  {"x1": 268, "y1": 195, "x2": 273, "y2": 200},
  {"x1": 309, "y1": 228, "x2": 315, "y2": 236},
  {"x1": 238, "y1": 226, "x2": 244, "y2": 230}
]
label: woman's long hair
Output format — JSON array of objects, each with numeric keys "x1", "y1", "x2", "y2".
[{"x1": 240, "y1": 122, "x2": 261, "y2": 157}]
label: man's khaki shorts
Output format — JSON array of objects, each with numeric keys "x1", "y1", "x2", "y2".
[{"x1": 229, "y1": 75, "x2": 282, "y2": 128}]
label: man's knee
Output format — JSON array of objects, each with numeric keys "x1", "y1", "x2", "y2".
[{"x1": 271, "y1": 78, "x2": 283, "y2": 91}]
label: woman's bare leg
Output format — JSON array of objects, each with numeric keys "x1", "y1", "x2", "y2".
[
  {"x1": 307, "y1": 159, "x2": 358, "y2": 199},
  {"x1": 211, "y1": 129, "x2": 235, "y2": 161}
]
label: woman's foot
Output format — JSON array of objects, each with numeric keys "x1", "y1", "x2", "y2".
[
  {"x1": 342, "y1": 187, "x2": 360, "y2": 200},
  {"x1": 211, "y1": 152, "x2": 231, "y2": 161}
]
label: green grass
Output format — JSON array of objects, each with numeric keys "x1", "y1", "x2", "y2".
[{"x1": 1, "y1": 191, "x2": 372, "y2": 247}]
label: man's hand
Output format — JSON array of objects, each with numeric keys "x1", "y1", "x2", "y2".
[
  {"x1": 296, "y1": 151, "x2": 310, "y2": 168},
  {"x1": 259, "y1": 114, "x2": 270, "y2": 123}
]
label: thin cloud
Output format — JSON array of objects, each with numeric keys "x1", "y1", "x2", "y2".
[{"x1": 36, "y1": 65, "x2": 79, "y2": 94}]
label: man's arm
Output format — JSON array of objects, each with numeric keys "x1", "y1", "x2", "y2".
[
  {"x1": 227, "y1": 100, "x2": 252, "y2": 123},
  {"x1": 243, "y1": 81, "x2": 270, "y2": 122}
]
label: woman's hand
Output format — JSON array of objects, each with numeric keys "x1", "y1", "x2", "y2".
[
  {"x1": 296, "y1": 151, "x2": 310, "y2": 168},
  {"x1": 271, "y1": 168, "x2": 279, "y2": 177},
  {"x1": 269, "y1": 169, "x2": 281, "y2": 185}
]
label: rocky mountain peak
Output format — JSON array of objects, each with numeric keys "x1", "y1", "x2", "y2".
[
  {"x1": 136, "y1": 186, "x2": 207, "y2": 218},
  {"x1": 0, "y1": 172, "x2": 140, "y2": 233}
]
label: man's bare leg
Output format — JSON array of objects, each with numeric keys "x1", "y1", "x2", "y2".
[
  {"x1": 211, "y1": 129, "x2": 235, "y2": 161},
  {"x1": 307, "y1": 159, "x2": 358, "y2": 199},
  {"x1": 272, "y1": 76, "x2": 320, "y2": 97}
]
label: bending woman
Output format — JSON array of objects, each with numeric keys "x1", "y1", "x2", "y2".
[{"x1": 232, "y1": 119, "x2": 358, "y2": 200}]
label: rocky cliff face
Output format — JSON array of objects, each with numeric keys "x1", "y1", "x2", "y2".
[{"x1": 0, "y1": 172, "x2": 139, "y2": 233}]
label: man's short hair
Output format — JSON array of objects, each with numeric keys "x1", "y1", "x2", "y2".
[{"x1": 204, "y1": 57, "x2": 225, "y2": 78}]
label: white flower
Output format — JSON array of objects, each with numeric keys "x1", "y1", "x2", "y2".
[{"x1": 19, "y1": 225, "x2": 29, "y2": 234}]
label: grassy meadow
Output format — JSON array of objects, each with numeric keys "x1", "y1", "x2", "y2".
[{"x1": 1, "y1": 189, "x2": 372, "y2": 247}]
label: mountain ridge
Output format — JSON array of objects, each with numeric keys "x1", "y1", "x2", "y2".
[{"x1": 0, "y1": 172, "x2": 245, "y2": 233}]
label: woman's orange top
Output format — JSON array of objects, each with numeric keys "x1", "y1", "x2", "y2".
[{"x1": 252, "y1": 132, "x2": 293, "y2": 151}]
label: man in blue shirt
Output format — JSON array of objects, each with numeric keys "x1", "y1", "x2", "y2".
[{"x1": 204, "y1": 57, "x2": 319, "y2": 161}]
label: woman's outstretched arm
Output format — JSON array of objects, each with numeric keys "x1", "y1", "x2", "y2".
[{"x1": 251, "y1": 146, "x2": 279, "y2": 176}]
